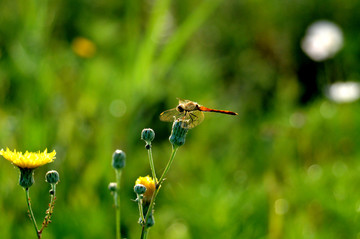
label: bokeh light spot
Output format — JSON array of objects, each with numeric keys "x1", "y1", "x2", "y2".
[
  {"x1": 326, "y1": 82, "x2": 360, "y2": 103},
  {"x1": 274, "y1": 198, "x2": 289, "y2": 215},
  {"x1": 71, "y1": 37, "x2": 96, "y2": 58},
  {"x1": 289, "y1": 112, "x2": 306, "y2": 128},
  {"x1": 307, "y1": 164, "x2": 323, "y2": 180},
  {"x1": 166, "y1": 222, "x2": 190, "y2": 239},
  {"x1": 109, "y1": 99, "x2": 126, "y2": 118},
  {"x1": 301, "y1": 20, "x2": 343, "y2": 61}
]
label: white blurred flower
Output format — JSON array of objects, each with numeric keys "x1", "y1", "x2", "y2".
[
  {"x1": 326, "y1": 81, "x2": 360, "y2": 103},
  {"x1": 301, "y1": 20, "x2": 344, "y2": 61}
]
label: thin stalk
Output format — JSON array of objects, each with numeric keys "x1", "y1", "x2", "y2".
[
  {"x1": 39, "y1": 184, "x2": 57, "y2": 234},
  {"x1": 115, "y1": 169, "x2": 122, "y2": 239},
  {"x1": 140, "y1": 226, "x2": 148, "y2": 239},
  {"x1": 137, "y1": 197, "x2": 145, "y2": 224},
  {"x1": 147, "y1": 145, "x2": 157, "y2": 182},
  {"x1": 25, "y1": 188, "x2": 40, "y2": 239},
  {"x1": 158, "y1": 146, "x2": 178, "y2": 184},
  {"x1": 142, "y1": 146, "x2": 179, "y2": 230}
]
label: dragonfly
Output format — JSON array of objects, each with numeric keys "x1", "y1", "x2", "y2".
[{"x1": 160, "y1": 99, "x2": 238, "y2": 129}]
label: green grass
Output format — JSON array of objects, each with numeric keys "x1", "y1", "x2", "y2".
[{"x1": 1, "y1": 0, "x2": 360, "y2": 238}]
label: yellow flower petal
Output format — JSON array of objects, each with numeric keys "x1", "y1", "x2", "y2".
[
  {"x1": 0, "y1": 148, "x2": 56, "y2": 169},
  {"x1": 135, "y1": 176, "x2": 156, "y2": 202}
]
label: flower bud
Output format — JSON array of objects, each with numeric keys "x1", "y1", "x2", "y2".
[
  {"x1": 169, "y1": 120, "x2": 188, "y2": 148},
  {"x1": 146, "y1": 214, "x2": 155, "y2": 228},
  {"x1": 45, "y1": 170, "x2": 60, "y2": 184},
  {"x1": 135, "y1": 176, "x2": 156, "y2": 203},
  {"x1": 112, "y1": 149, "x2": 126, "y2": 170},
  {"x1": 141, "y1": 128, "x2": 155, "y2": 143},
  {"x1": 108, "y1": 182, "x2": 117, "y2": 192},
  {"x1": 19, "y1": 168, "x2": 34, "y2": 188},
  {"x1": 134, "y1": 184, "x2": 147, "y2": 195},
  {"x1": 139, "y1": 206, "x2": 155, "y2": 228}
]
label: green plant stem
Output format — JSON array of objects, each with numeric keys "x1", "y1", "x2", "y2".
[
  {"x1": 140, "y1": 226, "x2": 148, "y2": 239},
  {"x1": 147, "y1": 146, "x2": 157, "y2": 182},
  {"x1": 137, "y1": 197, "x2": 145, "y2": 224},
  {"x1": 39, "y1": 184, "x2": 56, "y2": 234},
  {"x1": 158, "y1": 146, "x2": 178, "y2": 184},
  {"x1": 25, "y1": 188, "x2": 40, "y2": 239},
  {"x1": 142, "y1": 146, "x2": 179, "y2": 232},
  {"x1": 115, "y1": 169, "x2": 122, "y2": 239}
]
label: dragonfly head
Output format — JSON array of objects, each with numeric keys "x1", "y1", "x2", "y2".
[{"x1": 176, "y1": 105, "x2": 185, "y2": 113}]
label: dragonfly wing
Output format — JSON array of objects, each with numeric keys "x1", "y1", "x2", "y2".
[
  {"x1": 182, "y1": 110, "x2": 204, "y2": 129},
  {"x1": 177, "y1": 98, "x2": 193, "y2": 105},
  {"x1": 160, "y1": 108, "x2": 184, "y2": 122}
]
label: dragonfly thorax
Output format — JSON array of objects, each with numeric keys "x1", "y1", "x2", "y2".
[{"x1": 177, "y1": 102, "x2": 199, "y2": 112}]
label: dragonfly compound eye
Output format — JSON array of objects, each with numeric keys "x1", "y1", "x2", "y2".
[{"x1": 176, "y1": 105, "x2": 184, "y2": 112}]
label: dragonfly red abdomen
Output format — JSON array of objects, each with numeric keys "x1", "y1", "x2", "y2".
[{"x1": 198, "y1": 106, "x2": 238, "y2": 115}]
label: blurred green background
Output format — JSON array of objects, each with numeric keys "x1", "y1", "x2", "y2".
[{"x1": 1, "y1": 0, "x2": 360, "y2": 238}]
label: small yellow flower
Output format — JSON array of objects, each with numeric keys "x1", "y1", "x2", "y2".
[
  {"x1": 135, "y1": 176, "x2": 156, "y2": 203},
  {"x1": 0, "y1": 148, "x2": 56, "y2": 169},
  {"x1": 71, "y1": 37, "x2": 96, "y2": 58}
]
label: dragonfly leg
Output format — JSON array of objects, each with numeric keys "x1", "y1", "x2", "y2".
[
  {"x1": 177, "y1": 112, "x2": 192, "y2": 128},
  {"x1": 189, "y1": 112, "x2": 198, "y2": 121}
]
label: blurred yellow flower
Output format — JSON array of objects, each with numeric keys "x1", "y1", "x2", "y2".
[
  {"x1": 0, "y1": 148, "x2": 56, "y2": 169},
  {"x1": 71, "y1": 37, "x2": 96, "y2": 58},
  {"x1": 135, "y1": 176, "x2": 156, "y2": 202}
]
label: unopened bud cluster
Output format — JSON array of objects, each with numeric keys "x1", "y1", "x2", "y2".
[
  {"x1": 45, "y1": 170, "x2": 60, "y2": 184},
  {"x1": 141, "y1": 128, "x2": 155, "y2": 149},
  {"x1": 134, "y1": 184, "x2": 147, "y2": 195},
  {"x1": 108, "y1": 182, "x2": 117, "y2": 192},
  {"x1": 141, "y1": 128, "x2": 155, "y2": 142},
  {"x1": 145, "y1": 214, "x2": 155, "y2": 227},
  {"x1": 112, "y1": 149, "x2": 126, "y2": 169},
  {"x1": 169, "y1": 120, "x2": 188, "y2": 147}
]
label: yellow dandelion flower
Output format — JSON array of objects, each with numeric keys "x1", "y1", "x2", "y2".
[
  {"x1": 0, "y1": 148, "x2": 56, "y2": 169},
  {"x1": 135, "y1": 176, "x2": 156, "y2": 203}
]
